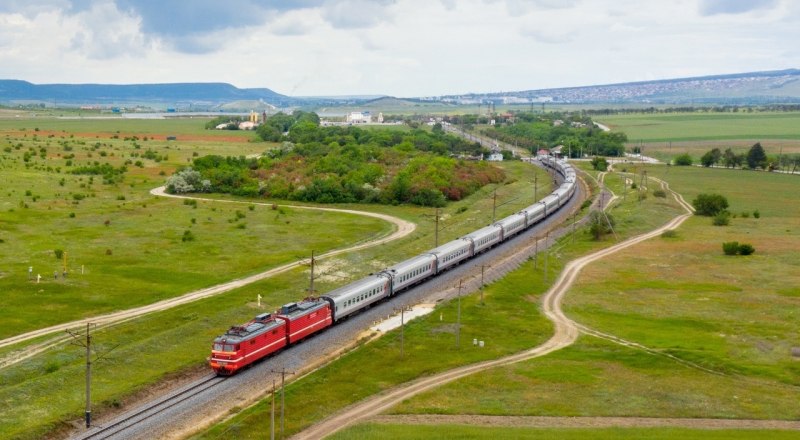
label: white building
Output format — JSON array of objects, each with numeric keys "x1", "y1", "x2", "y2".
[{"x1": 347, "y1": 111, "x2": 372, "y2": 124}]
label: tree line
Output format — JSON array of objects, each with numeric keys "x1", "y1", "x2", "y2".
[
  {"x1": 698, "y1": 142, "x2": 800, "y2": 172},
  {"x1": 477, "y1": 112, "x2": 627, "y2": 157},
  {"x1": 168, "y1": 112, "x2": 504, "y2": 207}
]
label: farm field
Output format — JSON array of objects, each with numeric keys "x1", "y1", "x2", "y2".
[
  {"x1": 595, "y1": 112, "x2": 800, "y2": 161},
  {"x1": 380, "y1": 166, "x2": 800, "y2": 428},
  {"x1": 194, "y1": 163, "x2": 686, "y2": 439},
  {"x1": 0, "y1": 116, "x2": 558, "y2": 439}
]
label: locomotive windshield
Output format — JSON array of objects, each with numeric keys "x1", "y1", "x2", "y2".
[{"x1": 213, "y1": 343, "x2": 236, "y2": 352}]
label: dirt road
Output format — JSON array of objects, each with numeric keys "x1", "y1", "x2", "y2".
[
  {"x1": 293, "y1": 175, "x2": 695, "y2": 439},
  {"x1": 0, "y1": 188, "x2": 415, "y2": 369}
]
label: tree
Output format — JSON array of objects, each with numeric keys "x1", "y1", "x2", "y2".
[
  {"x1": 674, "y1": 153, "x2": 693, "y2": 166},
  {"x1": 692, "y1": 193, "x2": 729, "y2": 216},
  {"x1": 746, "y1": 142, "x2": 767, "y2": 169},
  {"x1": 588, "y1": 210, "x2": 615, "y2": 240},
  {"x1": 590, "y1": 156, "x2": 608, "y2": 171},
  {"x1": 700, "y1": 148, "x2": 722, "y2": 167}
]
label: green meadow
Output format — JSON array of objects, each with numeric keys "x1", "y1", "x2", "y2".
[
  {"x1": 0, "y1": 115, "x2": 558, "y2": 439},
  {"x1": 0, "y1": 117, "x2": 390, "y2": 337},
  {"x1": 194, "y1": 163, "x2": 685, "y2": 439},
  {"x1": 383, "y1": 166, "x2": 800, "y2": 426},
  {"x1": 329, "y1": 424, "x2": 800, "y2": 440},
  {"x1": 596, "y1": 111, "x2": 800, "y2": 143}
]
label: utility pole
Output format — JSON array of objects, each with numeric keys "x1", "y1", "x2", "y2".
[
  {"x1": 435, "y1": 208, "x2": 440, "y2": 247},
  {"x1": 308, "y1": 250, "x2": 315, "y2": 297},
  {"x1": 66, "y1": 323, "x2": 103, "y2": 429},
  {"x1": 534, "y1": 236, "x2": 539, "y2": 270},
  {"x1": 479, "y1": 265, "x2": 488, "y2": 304},
  {"x1": 400, "y1": 306, "x2": 405, "y2": 357},
  {"x1": 572, "y1": 211, "x2": 577, "y2": 243},
  {"x1": 456, "y1": 279, "x2": 462, "y2": 349},
  {"x1": 543, "y1": 232, "x2": 549, "y2": 284},
  {"x1": 534, "y1": 173, "x2": 538, "y2": 202},
  {"x1": 84, "y1": 323, "x2": 91, "y2": 428},
  {"x1": 492, "y1": 189, "x2": 497, "y2": 223},
  {"x1": 270, "y1": 380, "x2": 276, "y2": 440},
  {"x1": 270, "y1": 367, "x2": 295, "y2": 439}
]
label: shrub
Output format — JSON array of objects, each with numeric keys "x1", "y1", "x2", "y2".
[
  {"x1": 723, "y1": 241, "x2": 739, "y2": 255},
  {"x1": 674, "y1": 153, "x2": 693, "y2": 166},
  {"x1": 712, "y1": 211, "x2": 730, "y2": 226},
  {"x1": 590, "y1": 156, "x2": 608, "y2": 171},
  {"x1": 740, "y1": 211, "x2": 749, "y2": 218},
  {"x1": 661, "y1": 229, "x2": 677, "y2": 238},
  {"x1": 738, "y1": 243, "x2": 755, "y2": 255},
  {"x1": 54, "y1": 249, "x2": 64, "y2": 260},
  {"x1": 588, "y1": 210, "x2": 615, "y2": 240},
  {"x1": 68, "y1": 212, "x2": 76, "y2": 218},
  {"x1": 182, "y1": 230, "x2": 195, "y2": 242},
  {"x1": 692, "y1": 193, "x2": 729, "y2": 216},
  {"x1": 753, "y1": 209, "x2": 760, "y2": 219},
  {"x1": 456, "y1": 206, "x2": 468, "y2": 214},
  {"x1": 653, "y1": 189, "x2": 667, "y2": 198},
  {"x1": 580, "y1": 200, "x2": 592, "y2": 210}
]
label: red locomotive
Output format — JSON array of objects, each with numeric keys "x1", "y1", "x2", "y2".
[{"x1": 210, "y1": 298, "x2": 331, "y2": 375}]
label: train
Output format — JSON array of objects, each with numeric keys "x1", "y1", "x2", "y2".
[{"x1": 209, "y1": 155, "x2": 577, "y2": 375}]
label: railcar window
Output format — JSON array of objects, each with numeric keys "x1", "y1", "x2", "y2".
[{"x1": 223, "y1": 344, "x2": 235, "y2": 352}]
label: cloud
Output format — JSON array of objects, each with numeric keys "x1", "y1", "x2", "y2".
[
  {"x1": 320, "y1": 0, "x2": 396, "y2": 29},
  {"x1": 69, "y1": 1, "x2": 148, "y2": 59},
  {"x1": 698, "y1": 0, "x2": 779, "y2": 15}
]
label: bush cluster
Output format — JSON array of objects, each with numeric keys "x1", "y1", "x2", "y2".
[{"x1": 723, "y1": 241, "x2": 755, "y2": 256}]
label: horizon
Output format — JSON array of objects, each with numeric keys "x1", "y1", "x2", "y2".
[
  {"x1": 1, "y1": 1, "x2": 798, "y2": 97},
  {"x1": 4, "y1": 67, "x2": 799, "y2": 100}
]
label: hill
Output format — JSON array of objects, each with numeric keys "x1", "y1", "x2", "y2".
[
  {"x1": 0, "y1": 80, "x2": 296, "y2": 108},
  {"x1": 434, "y1": 69, "x2": 800, "y2": 105}
]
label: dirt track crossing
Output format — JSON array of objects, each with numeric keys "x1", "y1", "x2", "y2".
[
  {"x1": 293, "y1": 172, "x2": 698, "y2": 439},
  {"x1": 0, "y1": 187, "x2": 415, "y2": 370}
]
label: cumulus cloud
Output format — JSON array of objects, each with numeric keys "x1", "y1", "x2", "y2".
[
  {"x1": 69, "y1": 2, "x2": 148, "y2": 59},
  {"x1": 698, "y1": 0, "x2": 779, "y2": 15},
  {"x1": 320, "y1": 0, "x2": 396, "y2": 29}
]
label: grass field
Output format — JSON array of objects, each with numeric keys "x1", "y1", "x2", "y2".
[
  {"x1": 0, "y1": 117, "x2": 392, "y2": 338},
  {"x1": 194, "y1": 163, "x2": 685, "y2": 439},
  {"x1": 329, "y1": 424, "x2": 800, "y2": 440},
  {"x1": 382, "y1": 165, "x2": 800, "y2": 425},
  {"x1": 596, "y1": 112, "x2": 800, "y2": 143},
  {"x1": 594, "y1": 111, "x2": 800, "y2": 162},
  {"x1": 0, "y1": 116, "x2": 561, "y2": 439}
]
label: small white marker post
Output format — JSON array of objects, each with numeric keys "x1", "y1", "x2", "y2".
[
  {"x1": 257, "y1": 294, "x2": 262, "y2": 308},
  {"x1": 37, "y1": 274, "x2": 41, "y2": 283}
]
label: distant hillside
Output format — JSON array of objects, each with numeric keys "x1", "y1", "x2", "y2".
[
  {"x1": 434, "y1": 69, "x2": 800, "y2": 105},
  {"x1": 0, "y1": 80, "x2": 297, "y2": 108}
]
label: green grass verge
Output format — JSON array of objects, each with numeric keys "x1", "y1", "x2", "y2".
[{"x1": 329, "y1": 424, "x2": 800, "y2": 440}]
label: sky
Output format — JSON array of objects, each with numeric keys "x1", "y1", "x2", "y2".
[{"x1": 0, "y1": 0, "x2": 798, "y2": 97}]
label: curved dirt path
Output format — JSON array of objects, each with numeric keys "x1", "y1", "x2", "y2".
[
  {"x1": 0, "y1": 188, "x2": 416, "y2": 368},
  {"x1": 293, "y1": 175, "x2": 695, "y2": 439}
]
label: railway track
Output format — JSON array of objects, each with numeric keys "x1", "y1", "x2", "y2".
[{"x1": 71, "y1": 375, "x2": 226, "y2": 440}]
